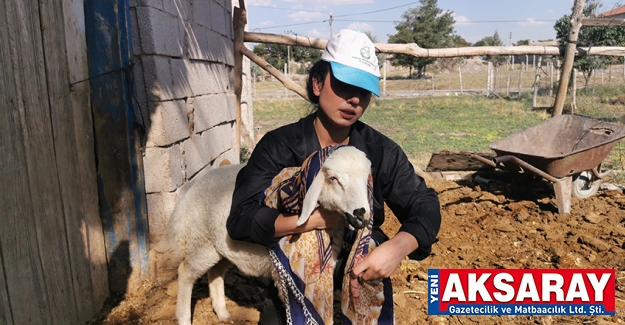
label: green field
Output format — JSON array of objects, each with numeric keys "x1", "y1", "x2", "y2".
[{"x1": 252, "y1": 84, "x2": 625, "y2": 184}]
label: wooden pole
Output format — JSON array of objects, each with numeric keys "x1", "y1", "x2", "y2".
[
  {"x1": 533, "y1": 56, "x2": 543, "y2": 108},
  {"x1": 498, "y1": 67, "x2": 502, "y2": 94},
  {"x1": 458, "y1": 66, "x2": 463, "y2": 94},
  {"x1": 284, "y1": 64, "x2": 288, "y2": 98},
  {"x1": 240, "y1": 46, "x2": 310, "y2": 102},
  {"x1": 487, "y1": 62, "x2": 492, "y2": 95},
  {"x1": 572, "y1": 68, "x2": 578, "y2": 114},
  {"x1": 383, "y1": 59, "x2": 387, "y2": 97},
  {"x1": 506, "y1": 73, "x2": 510, "y2": 96},
  {"x1": 233, "y1": 1, "x2": 247, "y2": 153},
  {"x1": 490, "y1": 62, "x2": 495, "y2": 95},
  {"x1": 243, "y1": 31, "x2": 625, "y2": 58},
  {"x1": 550, "y1": 60, "x2": 554, "y2": 97},
  {"x1": 518, "y1": 67, "x2": 523, "y2": 100},
  {"x1": 553, "y1": 0, "x2": 586, "y2": 116}
]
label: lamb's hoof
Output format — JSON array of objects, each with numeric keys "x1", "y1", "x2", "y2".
[
  {"x1": 177, "y1": 318, "x2": 192, "y2": 325},
  {"x1": 215, "y1": 311, "x2": 233, "y2": 324}
]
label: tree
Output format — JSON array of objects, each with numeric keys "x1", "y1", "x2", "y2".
[
  {"x1": 388, "y1": 0, "x2": 456, "y2": 78},
  {"x1": 252, "y1": 43, "x2": 321, "y2": 73},
  {"x1": 438, "y1": 35, "x2": 470, "y2": 71},
  {"x1": 474, "y1": 30, "x2": 508, "y2": 67},
  {"x1": 554, "y1": 2, "x2": 625, "y2": 87}
]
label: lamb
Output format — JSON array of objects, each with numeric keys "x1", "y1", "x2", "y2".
[{"x1": 168, "y1": 146, "x2": 372, "y2": 325}]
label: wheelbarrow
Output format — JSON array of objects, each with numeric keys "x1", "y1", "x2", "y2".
[{"x1": 471, "y1": 114, "x2": 625, "y2": 214}]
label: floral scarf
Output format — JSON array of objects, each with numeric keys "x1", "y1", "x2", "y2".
[{"x1": 260, "y1": 146, "x2": 395, "y2": 325}]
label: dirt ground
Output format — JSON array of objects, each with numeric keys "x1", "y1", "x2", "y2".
[{"x1": 90, "y1": 169, "x2": 625, "y2": 325}]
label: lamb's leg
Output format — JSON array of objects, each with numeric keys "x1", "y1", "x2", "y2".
[
  {"x1": 208, "y1": 258, "x2": 234, "y2": 322},
  {"x1": 175, "y1": 259, "x2": 202, "y2": 325},
  {"x1": 175, "y1": 244, "x2": 222, "y2": 325}
]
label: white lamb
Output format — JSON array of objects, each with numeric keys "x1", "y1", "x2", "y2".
[{"x1": 168, "y1": 146, "x2": 372, "y2": 325}]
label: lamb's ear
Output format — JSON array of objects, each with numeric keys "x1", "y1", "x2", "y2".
[{"x1": 297, "y1": 170, "x2": 325, "y2": 226}]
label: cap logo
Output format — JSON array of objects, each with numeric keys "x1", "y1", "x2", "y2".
[{"x1": 360, "y1": 46, "x2": 371, "y2": 60}]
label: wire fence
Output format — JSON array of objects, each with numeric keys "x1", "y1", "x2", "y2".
[
  {"x1": 249, "y1": 60, "x2": 625, "y2": 182},
  {"x1": 250, "y1": 61, "x2": 625, "y2": 103}
]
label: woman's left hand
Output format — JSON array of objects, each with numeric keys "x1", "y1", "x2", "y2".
[{"x1": 350, "y1": 231, "x2": 419, "y2": 281}]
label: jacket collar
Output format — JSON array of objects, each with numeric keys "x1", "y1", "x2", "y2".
[{"x1": 303, "y1": 112, "x2": 369, "y2": 158}]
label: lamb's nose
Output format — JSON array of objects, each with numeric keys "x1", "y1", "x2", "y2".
[
  {"x1": 345, "y1": 208, "x2": 367, "y2": 229},
  {"x1": 353, "y1": 208, "x2": 366, "y2": 219}
]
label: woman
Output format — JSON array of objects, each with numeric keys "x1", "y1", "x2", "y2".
[{"x1": 227, "y1": 29, "x2": 441, "y2": 324}]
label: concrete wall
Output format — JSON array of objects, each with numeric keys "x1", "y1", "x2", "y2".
[{"x1": 130, "y1": 0, "x2": 252, "y2": 283}]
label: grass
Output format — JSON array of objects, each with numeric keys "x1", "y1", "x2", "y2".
[
  {"x1": 361, "y1": 96, "x2": 549, "y2": 166},
  {"x1": 253, "y1": 81, "x2": 625, "y2": 185}
]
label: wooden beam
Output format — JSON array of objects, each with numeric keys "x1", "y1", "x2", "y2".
[
  {"x1": 241, "y1": 46, "x2": 310, "y2": 102},
  {"x1": 553, "y1": 0, "x2": 586, "y2": 116},
  {"x1": 582, "y1": 17, "x2": 625, "y2": 26},
  {"x1": 233, "y1": 1, "x2": 246, "y2": 155},
  {"x1": 245, "y1": 31, "x2": 625, "y2": 57}
]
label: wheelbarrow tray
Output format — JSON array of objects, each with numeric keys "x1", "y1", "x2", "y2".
[{"x1": 489, "y1": 114, "x2": 625, "y2": 178}]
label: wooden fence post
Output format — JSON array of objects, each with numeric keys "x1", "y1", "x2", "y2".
[
  {"x1": 241, "y1": 47, "x2": 309, "y2": 101},
  {"x1": 518, "y1": 66, "x2": 523, "y2": 100},
  {"x1": 383, "y1": 60, "x2": 387, "y2": 97},
  {"x1": 283, "y1": 64, "x2": 288, "y2": 98},
  {"x1": 486, "y1": 62, "x2": 490, "y2": 95},
  {"x1": 233, "y1": 1, "x2": 247, "y2": 152},
  {"x1": 533, "y1": 56, "x2": 543, "y2": 108},
  {"x1": 506, "y1": 73, "x2": 510, "y2": 96},
  {"x1": 554, "y1": 0, "x2": 586, "y2": 116},
  {"x1": 458, "y1": 66, "x2": 463, "y2": 94},
  {"x1": 572, "y1": 68, "x2": 578, "y2": 114},
  {"x1": 550, "y1": 60, "x2": 554, "y2": 97},
  {"x1": 525, "y1": 55, "x2": 529, "y2": 71}
]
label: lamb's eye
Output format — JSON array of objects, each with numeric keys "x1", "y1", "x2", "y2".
[{"x1": 328, "y1": 175, "x2": 338, "y2": 183}]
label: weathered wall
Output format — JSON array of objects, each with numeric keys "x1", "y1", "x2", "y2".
[
  {"x1": 130, "y1": 0, "x2": 252, "y2": 283},
  {"x1": 1, "y1": 0, "x2": 108, "y2": 323}
]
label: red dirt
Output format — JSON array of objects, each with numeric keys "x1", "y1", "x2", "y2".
[{"x1": 90, "y1": 171, "x2": 625, "y2": 325}]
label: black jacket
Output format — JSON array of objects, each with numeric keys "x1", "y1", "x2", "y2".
[{"x1": 227, "y1": 113, "x2": 441, "y2": 259}]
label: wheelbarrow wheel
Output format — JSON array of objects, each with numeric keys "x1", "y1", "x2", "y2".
[{"x1": 572, "y1": 170, "x2": 601, "y2": 199}]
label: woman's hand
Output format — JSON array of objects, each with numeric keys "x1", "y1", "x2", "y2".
[
  {"x1": 308, "y1": 207, "x2": 344, "y2": 230},
  {"x1": 350, "y1": 231, "x2": 419, "y2": 281},
  {"x1": 274, "y1": 207, "x2": 343, "y2": 238}
]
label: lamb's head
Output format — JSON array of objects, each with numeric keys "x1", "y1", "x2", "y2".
[{"x1": 298, "y1": 146, "x2": 372, "y2": 229}]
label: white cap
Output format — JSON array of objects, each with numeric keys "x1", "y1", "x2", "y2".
[{"x1": 321, "y1": 29, "x2": 380, "y2": 96}]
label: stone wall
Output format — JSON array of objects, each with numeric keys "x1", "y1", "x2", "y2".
[{"x1": 129, "y1": 0, "x2": 252, "y2": 283}]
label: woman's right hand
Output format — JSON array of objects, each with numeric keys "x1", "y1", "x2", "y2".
[
  {"x1": 274, "y1": 207, "x2": 343, "y2": 238},
  {"x1": 307, "y1": 207, "x2": 343, "y2": 230}
]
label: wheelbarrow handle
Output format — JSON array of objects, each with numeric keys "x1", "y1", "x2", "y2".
[
  {"x1": 470, "y1": 154, "x2": 497, "y2": 168},
  {"x1": 470, "y1": 154, "x2": 561, "y2": 183},
  {"x1": 591, "y1": 166, "x2": 611, "y2": 179},
  {"x1": 494, "y1": 156, "x2": 560, "y2": 183}
]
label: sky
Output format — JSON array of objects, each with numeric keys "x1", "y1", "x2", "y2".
[{"x1": 245, "y1": 0, "x2": 624, "y2": 45}]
